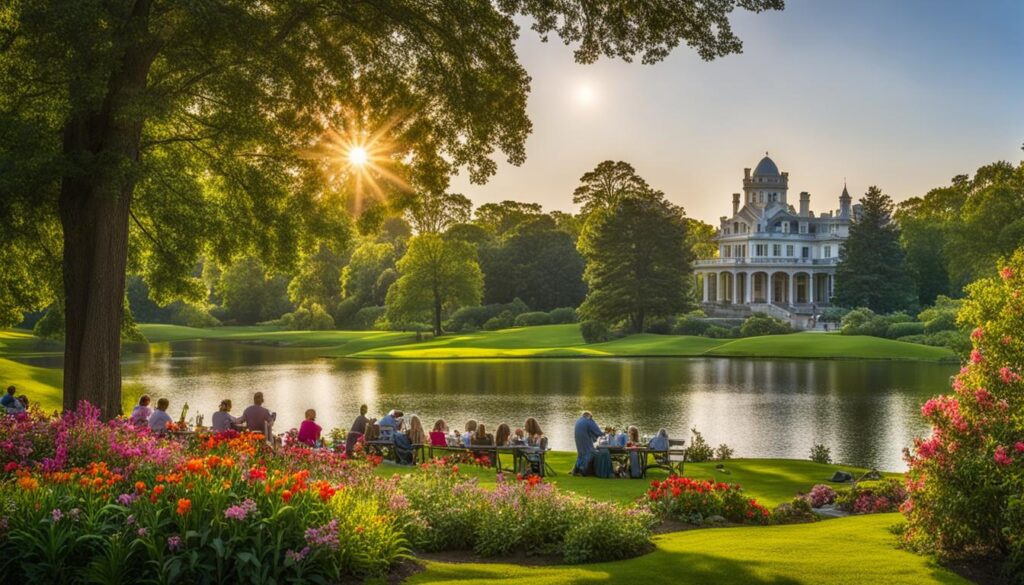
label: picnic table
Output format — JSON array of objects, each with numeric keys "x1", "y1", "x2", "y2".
[
  {"x1": 427, "y1": 444, "x2": 550, "y2": 477},
  {"x1": 596, "y1": 440, "x2": 686, "y2": 478}
]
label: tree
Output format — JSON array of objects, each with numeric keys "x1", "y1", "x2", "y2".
[
  {"x1": 340, "y1": 241, "x2": 397, "y2": 306},
  {"x1": 215, "y1": 257, "x2": 292, "y2": 325},
  {"x1": 578, "y1": 193, "x2": 694, "y2": 332},
  {"x1": 0, "y1": 1, "x2": 782, "y2": 416},
  {"x1": 834, "y1": 187, "x2": 917, "y2": 313},
  {"x1": 685, "y1": 218, "x2": 719, "y2": 260},
  {"x1": 572, "y1": 160, "x2": 652, "y2": 216},
  {"x1": 287, "y1": 245, "x2": 348, "y2": 310},
  {"x1": 396, "y1": 191, "x2": 473, "y2": 234},
  {"x1": 385, "y1": 234, "x2": 482, "y2": 336},
  {"x1": 482, "y1": 216, "x2": 587, "y2": 310},
  {"x1": 474, "y1": 200, "x2": 544, "y2": 236}
]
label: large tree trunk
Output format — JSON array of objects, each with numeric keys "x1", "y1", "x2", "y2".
[{"x1": 58, "y1": 1, "x2": 156, "y2": 418}]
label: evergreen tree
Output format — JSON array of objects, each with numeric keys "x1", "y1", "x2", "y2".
[
  {"x1": 834, "y1": 187, "x2": 917, "y2": 313},
  {"x1": 578, "y1": 193, "x2": 693, "y2": 332}
]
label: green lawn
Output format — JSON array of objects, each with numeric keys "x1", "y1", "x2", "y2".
[{"x1": 406, "y1": 514, "x2": 965, "y2": 585}]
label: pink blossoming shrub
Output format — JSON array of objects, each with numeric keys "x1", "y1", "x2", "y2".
[{"x1": 903, "y1": 250, "x2": 1024, "y2": 582}]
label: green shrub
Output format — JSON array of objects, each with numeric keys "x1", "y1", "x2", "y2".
[
  {"x1": 820, "y1": 306, "x2": 850, "y2": 323},
  {"x1": 740, "y1": 313, "x2": 791, "y2": 337},
  {"x1": 563, "y1": 504, "x2": 654, "y2": 564},
  {"x1": 308, "y1": 303, "x2": 335, "y2": 330},
  {"x1": 645, "y1": 317, "x2": 674, "y2": 334},
  {"x1": 580, "y1": 320, "x2": 611, "y2": 344},
  {"x1": 704, "y1": 325, "x2": 733, "y2": 339},
  {"x1": 922, "y1": 311, "x2": 957, "y2": 334},
  {"x1": 809, "y1": 444, "x2": 832, "y2": 464},
  {"x1": 446, "y1": 305, "x2": 493, "y2": 332},
  {"x1": 514, "y1": 311, "x2": 551, "y2": 327},
  {"x1": 771, "y1": 497, "x2": 818, "y2": 524},
  {"x1": 715, "y1": 444, "x2": 734, "y2": 460},
  {"x1": 170, "y1": 303, "x2": 220, "y2": 328},
  {"x1": 547, "y1": 307, "x2": 577, "y2": 324},
  {"x1": 686, "y1": 428, "x2": 715, "y2": 463},
  {"x1": 886, "y1": 321, "x2": 925, "y2": 339},
  {"x1": 672, "y1": 315, "x2": 711, "y2": 336},
  {"x1": 483, "y1": 311, "x2": 514, "y2": 331},
  {"x1": 352, "y1": 305, "x2": 385, "y2": 330}
]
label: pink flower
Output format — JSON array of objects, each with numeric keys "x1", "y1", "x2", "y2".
[
  {"x1": 1001, "y1": 266, "x2": 1015, "y2": 280},
  {"x1": 1015, "y1": 442, "x2": 1024, "y2": 453},
  {"x1": 994, "y1": 445, "x2": 1014, "y2": 466},
  {"x1": 1002, "y1": 336, "x2": 1013, "y2": 346},
  {"x1": 974, "y1": 387, "x2": 992, "y2": 405},
  {"x1": 999, "y1": 367, "x2": 1021, "y2": 385},
  {"x1": 970, "y1": 327, "x2": 984, "y2": 341},
  {"x1": 969, "y1": 349, "x2": 983, "y2": 364}
]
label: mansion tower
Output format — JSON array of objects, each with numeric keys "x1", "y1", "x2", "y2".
[{"x1": 694, "y1": 154, "x2": 858, "y2": 327}]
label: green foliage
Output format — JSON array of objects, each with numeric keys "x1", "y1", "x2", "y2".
[
  {"x1": 771, "y1": 497, "x2": 819, "y2": 525},
  {"x1": 572, "y1": 161, "x2": 653, "y2": 217},
  {"x1": 673, "y1": 315, "x2": 711, "y2": 336},
  {"x1": 704, "y1": 325, "x2": 734, "y2": 339},
  {"x1": 686, "y1": 428, "x2": 715, "y2": 463},
  {"x1": 214, "y1": 257, "x2": 292, "y2": 325},
  {"x1": 578, "y1": 181, "x2": 694, "y2": 332},
  {"x1": 514, "y1": 311, "x2": 551, "y2": 327},
  {"x1": 887, "y1": 321, "x2": 925, "y2": 339},
  {"x1": 32, "y1": 304, "x2": 64, "y2": 341},
  {"x1": 287, "y1": 245, "x2": 347, "y2": 311},
  {"x1": 547, "y1": 307, "x2": 578, "y2": 324},
  {"x1": 715, "y1": 444, "x2": 735, "y2": 461},
  {"x1": 341, "y1": 241, "x2": 397, "y2": 306},
  {"x1": 483, "y1": 311, "x2": 515, "y2": 331},
  {"x1": 834, "y1": 187, "x2": 918, "y2": 313},
  {"x1": 279, "y1": 303, "x2": 335, "y2": 331},
  {"x1": 903, "y1": 250, "x2": 1024, "y2": 580},
  {"x1": 809, "y1": 444, "x2": 832, "y2": 465},
  {"x1": 397, "y1": 191, "x2": 473, "y2": 234},
  {"x1": 739, "y1": 313, "x2": 791, "y2": 337},
  {"x1": 579, "y1": 320, "x2": 611, "y2": 344},
  {"x1": 474, "y1": 201, "x2": 544, "y2": 236},
  {"x1": 922, "y1": 310, "x2": 959, "y2": 334},
  {"x1": 385, "y1": 234, "x2": 483, "y2": 336},
  {"x1": 820, "y1": 306, "x2": 850, "y2": 323}
]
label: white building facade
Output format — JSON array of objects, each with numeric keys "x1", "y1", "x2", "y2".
[{"x1": 694, "y1": 154, "x2": 857, "y2": 327}]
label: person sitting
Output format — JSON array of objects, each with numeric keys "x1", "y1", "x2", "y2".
[
  {"x1": 241, "y1": 392, "x2": 276, "y2": 437},
  {"x1": 494, "y1": 423, "x2": 511, "y2": 447},
  {"x1": 429, "y1": 419, "x2": 449, "y2": 447},
  {"x1": 129, "y1": 395, "x2": 152, "y2": 427},
  {"x1": 470, "y1": 423, "x2": 494, "y2": 446},
  {"x1": 211, "y1": 399, "x2": 243, "y2": 432},
  {"x1": 406, "y1": 415, "x2": 425, "y2": 445},
  {"x1": 524, "y1": 417, "x2": 545, "y2": 447},
  {"x1": 614, "y1": 427, "x2": 628, "y2": 447},
  {"x1": 601, "y1": 426, "x2": 617, "y2": 446},
  {"x1": 378, "y1": 409, "x2": 403, "y2": 440},
  {"x1": 571, "y1": 411, "x2": 602, "y2": 476},
  {"x1": 345, "y1": 404, "x2": 370, "y2": 455},
  {"x1": 627, "y1": 425, "x2": 640, "y2": 446},
  {"x1": 297, "y1": 409, "x2": 322, "y2": 446},
  {"x1": 511, "y1": 428, "x2": 526, "y2": 445},
  {"x1": 363, "y1": 419, "x2": 380, "y2": 442},
  {"x1": 648, "y1": 428, "x2": 669, "y2": 451},
  {"x1": 1, "y1": 385, "x2": 24, "y2": 414},
  {"x1": 148, "y1": 398, "x2": 173, "y2": 434},
  {"x1": 461, "y1": 420, "x2": 477, "y2": 447}
]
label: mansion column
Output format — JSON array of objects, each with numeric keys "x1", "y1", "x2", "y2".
[
  {"x1": 702, "y1": 273, "x2": 709, "y2": 302},
  {"x1": 733, "y1": 272, "x2": 742, "y2": 304},
  {"x1": 789, "y1": 272, "x2": 796, "y2": 306},
  {"x1": 745, "y1": 272, "x2": 753, "y2": 305},
  {"x1": 809, "y1": 274, "x2": 816, "y2": 305},
  {"x1": 717, "y1": 273, "x2": 724, "y2": 302},
  {"x1": 767, "y1": 274, "x2": 774, "y2": 304}
]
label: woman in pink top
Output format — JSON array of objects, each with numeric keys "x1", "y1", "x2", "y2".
[{"x1": 297, "y1": 409, "x2": 322, "y2": 446}]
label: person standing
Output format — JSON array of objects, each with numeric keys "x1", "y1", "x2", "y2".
[
  {"x1": 148, "y1": 398, "x2": 173, "y2": 434},
  {"x1": 130, "y1": 395, "x2": 152, "y2": 427},
  {"x1": 572, "y1": 411, "x2": 602, "y2": 476},
  {"x1": 241, "y1": 392, "x2": 276, "y2": 437}
]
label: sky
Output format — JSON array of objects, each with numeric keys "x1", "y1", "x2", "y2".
[{"x1": 447, "y1": 0, "x2": 1024, "y2": 223}]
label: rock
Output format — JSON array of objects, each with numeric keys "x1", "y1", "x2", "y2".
[
  {"x1": 813, "y1": 504, "x2": 849, "y2": 518},
  {"x1": 830, "y1": 471, "x2": 853, "y2": 482},
  {"x1": 703, "y1": 515, "x2": 728, "y2": 526}
]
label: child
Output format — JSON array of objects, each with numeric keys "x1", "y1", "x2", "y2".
[
  {"x1": 462, "y1": 420, "x2": 477, "y2": 447},
  {"x1": 298, "y1": 409, "x2": 322, "y2": 446}
]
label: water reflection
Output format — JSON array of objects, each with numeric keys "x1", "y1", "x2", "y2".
[{"x1": 119, "y1": 341, "x2": 956, "y2": 470}]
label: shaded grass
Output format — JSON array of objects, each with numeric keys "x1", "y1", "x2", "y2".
[{"x1": 405, "y1": 514, "x2": 966, "y2": 585}]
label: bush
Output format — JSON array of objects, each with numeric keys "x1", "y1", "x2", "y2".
[
  {"x1": 809, "y1": 444, "x2": 832, "y2": 464},
  {"x1": 514, "y1": 311, "x2": 551, "y2": 327},
  {"x1": 704, "y1": 325, "x2": 734, "y2": 339},
  {"x1": 672, "y1": 315, "x2": 711, "y2": 336},
  {"x1": 580, "y1": 320, "x2": 611, "y2": 344},
  {"x1": 820, "y1": 306, "x2": 850, "y2": 323},
  {"x1": 838, "y1": 479, "x2": 906, "y2": 514},
  {"x1": 886, "y1": 321, "x2": 925, "y2": 339},
  {"x1": 918, "y1": 295, "x2": 962, "y2": 334},
  {"x1": 308, "y1": 303, "x2": 335, "y2": 330},
  {"x1": 715, "y1": 444, "x2": 734, "y2": 460},
  {"x1": 482, "y1": 311, "x2": 514, "y2": 331},
  {"x1": 772, "y1": 497, "x2": 818, "y2": 524},
  {"x1": 897, "y1": 330, "x2": 969, "y2": 353},
  {"x1": 646, "y1": 476, "x2": 770, "y2": 525},
  {"x1": 903, "y1": 252, "x2": 1024, "y2": 579},
  {"x1": 739, "y1": 313, "x2": 791, "y2": 337},
  {"x1": 922, "y1": 310, "x2": 957, "y2": 334},
  {"x1": 446, "y1": 305, "x2": 493, "y2": 332},
  {"x1": 352, "y1": 305, "x2": 385, "y2": 330},
  {"x1": 547, "y1": 307, "x2": 577, "y2": 324},
  {"x1": 686, "y1": 428, "x2": 715, "y2": 463},
  {"x1": 170, "y1": 303, "x2": 220, "y2": 328},
  {"x1": 841, "y1": 308, "x2": 915, "y2": 338},
  {"x1": 645, "y1": 317, "x2": 674, "y2": 334},
  {"x1": 805, "y1": 484, "x2": 837, "y2": 508}
]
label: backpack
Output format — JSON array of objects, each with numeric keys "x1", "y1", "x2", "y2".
[{"x1": 594, "y1": 449, "x2": 613, "y2": 479}]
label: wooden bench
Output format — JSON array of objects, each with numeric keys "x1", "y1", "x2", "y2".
[{"x1": 645, "y1": 439, "x2": 687, "y2": 475}]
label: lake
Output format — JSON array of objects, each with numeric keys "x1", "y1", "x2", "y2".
[{"x1": 116, "y1": 340, "x2": 956, "y2": 471}]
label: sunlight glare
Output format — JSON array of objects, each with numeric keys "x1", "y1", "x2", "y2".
[
  {"x1": 575, "y1": 84, "x2": 597, "y2": 107},
  {"x1": 349, "y1": 146, "x2": 368, "y2": 166}
]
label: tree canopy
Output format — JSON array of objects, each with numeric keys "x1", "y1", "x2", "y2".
[{"x1": 834, "y1": 186, "x2": 917, "y2": 313}]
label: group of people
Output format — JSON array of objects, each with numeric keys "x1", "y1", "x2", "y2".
[
  {"x1": 2, "y1": 385, "x2": 29, "y2": 414},
  {"x1": 572, "y1": 411, "x2": 669, "y2": 477},
  {"x1": 129, "y1": 392, "x2": 279, "y2": 436}
]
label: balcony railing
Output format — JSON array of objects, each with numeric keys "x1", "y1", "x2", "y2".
[{"x1": 695, "y1": 257, "x2": 838, "y2": 267}]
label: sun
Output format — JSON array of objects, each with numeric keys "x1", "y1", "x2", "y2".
[
  {"x1": 348, "y1": 146, "x2": 368, "y2": 166},
  {"x1": 575, "y1": 83, "x2": 597, "y2": 107}
]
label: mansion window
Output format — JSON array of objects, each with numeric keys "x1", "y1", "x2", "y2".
[
  {"x1": 799, "y1": 223, "x2": 808, "y2": 234},
  {"x1": 723, "y1": 245, "x2": 732, "y2": 258},
  {"x1": 755, "y1": 244, "x2": 768, "y2": 256},
  {"x1": 801, "y1": 246, "x2": 810, "y2": 258},
  {"x1": 772, "y1": 244, "x2": 781, "y2": 256},
  {"x1": 824, "y1": 245, "x2": 832, "y2": 258},
  {"x1": 786, "y1": 245, "x2": 794, "y2": 257}
]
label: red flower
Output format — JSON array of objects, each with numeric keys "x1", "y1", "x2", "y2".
[
  {"x1": 281, "y1": 490, "x2": 293, "y2": 503},
  {"x1": 176, "y1": 498, "x2": 192, "y2": 516},
  {"x1": 4, "y1": 462, "x2": 19, "y2": 473}
]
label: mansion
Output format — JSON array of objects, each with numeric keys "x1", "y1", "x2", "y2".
[{"x1": 694, "y1": 154, "x2": 859, "y2": 328}]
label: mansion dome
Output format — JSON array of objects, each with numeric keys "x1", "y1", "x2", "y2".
[{"x1": 753, "y1": 155, "x2": 780, "y2": 177}]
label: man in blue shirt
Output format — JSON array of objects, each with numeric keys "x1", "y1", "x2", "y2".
[
  {"x1": 572, "y1": 411, "x2": 602, "y2": 475},
  {"x1": 1, "y1": 385, "x2": 21, "y2": 412}
]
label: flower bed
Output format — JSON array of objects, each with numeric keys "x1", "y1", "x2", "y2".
[
  {"x1": 0, "y1": 405, "x2": 653, "y2": 582},
  {"x1": 645, "y1": 476, "x2": 770, "y2": 525}
]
